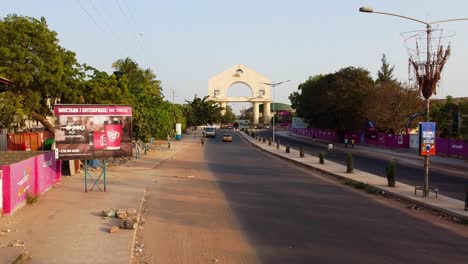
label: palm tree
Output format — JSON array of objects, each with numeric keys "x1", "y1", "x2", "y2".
[{"x1": 112, "y1": 57, "x2": 138, "y2": 76}]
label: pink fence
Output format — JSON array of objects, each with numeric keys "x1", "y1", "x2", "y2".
[
  {"x1": 364, "y1": 132, "x2": 409, "y2": 149},
  {"x1": 436, "y1": 138, "x2": 468, "y2": 157},
  {"x1": 1, "y1": 151, "x2": 61, "y2": 215},
  {"x1": 290, "y1": 128, "x2": 409, "y2": 148},
  {"x1": 289, "y1": 127, "x2": 468, "y2": 158}
]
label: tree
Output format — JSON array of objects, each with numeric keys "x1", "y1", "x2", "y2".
[
  {"x1": 0, "y1": 91, "x2": 25, "y2": 131},
  {"x1": 430, "y1": 96, "x2": 460, "y2": 138},
  {"x1": 376, "y1": 54, "x2": 397, "y2": 85},
  {"x1": 184, "y1": 95, "x2": 222, "y2": 127},
  {"x1": 220, "y1": 106, "x2": 236, "y2": 125},
  {"x1": 0, "y1": 14, "x2": 84, "y2": 133},
  {"x1": 290, "y1": 67, "x2": 374, "y2": 132},
  {"x1": 364, "y1": 82, "x2": 423, "y2": 134}
]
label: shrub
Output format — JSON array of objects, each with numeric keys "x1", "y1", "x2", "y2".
[
  {"x1": 386, "y1": 160, "x2": 396, "y2": 187},
  {"x1": 26, "y1": 192, "x2": 39, "y2": 205},
  {"x1": 346, "y1": 153, "x2": 354, "y2": 173},
  {"x1": 319, "y1": 152, "x2": 324, "y2": 164}
]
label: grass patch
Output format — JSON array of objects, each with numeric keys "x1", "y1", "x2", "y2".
[
  {"x1": 26, "y1": 192, "x2": 39, "y2": 205},
  {"x1": 343, "y1": 179, "x2": 381, "y2": 194}
]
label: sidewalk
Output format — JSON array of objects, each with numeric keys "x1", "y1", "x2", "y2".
[
  {"x1": 0, "y1": 138, "x2": 193, "y2": 263},
  {"x1": 240, "y1": 131, "x2": 468, "y2": 221},
  {"x1": 277, "y1": 131, "x2": 468, "y2": 177}
]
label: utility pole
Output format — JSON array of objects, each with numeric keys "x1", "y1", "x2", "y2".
[
  {"x1": 260, "y1": 80, "x2": 290, "y2": 144},
  {"x1": 360, "y1": 6, "x2": 468, "y2": 197},
  {"x1": 170, "y1": 89, "x2": 177, "y2": 134}
]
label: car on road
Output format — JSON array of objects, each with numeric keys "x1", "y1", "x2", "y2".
[
  {"x1": 222, "y1": 134, "x2": 233, "y2": 142},
  {"x1": 204, "y1": 127, "x2": 216, "y2": 138}
]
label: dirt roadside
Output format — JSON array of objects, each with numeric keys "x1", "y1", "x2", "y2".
[{"x1": 133, "y1": 137, "x2": 258, "y2": 264}]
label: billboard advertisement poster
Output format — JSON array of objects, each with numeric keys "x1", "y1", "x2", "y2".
[
  {"x1": 175, "y1": 123, "x2": 182, "y2": 140},
  {"x1": 419, "y1": 122, "x2": 436, "y2": 156},
  {"x1": 54, "y1": 105, "x2": 133, "y2": 160},
  {"x1": 292, "y1": 117, "x2": 307, "y2": 129}
]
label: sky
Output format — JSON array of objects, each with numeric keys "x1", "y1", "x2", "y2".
[{"x1": 2, "y1": 0, "x2": 468, "y2": 114}]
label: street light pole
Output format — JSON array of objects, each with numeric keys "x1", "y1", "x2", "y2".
[
  {"x1": 260, "y1": 80, "x2": 290, "y2": 143},
  {"x1": 359, "y1": 6, "x2": 468, "y2": 197}
]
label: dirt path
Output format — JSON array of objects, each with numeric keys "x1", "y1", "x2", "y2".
[{"x1": 134, "y1": 138, "x2": 258, "y2": 264}]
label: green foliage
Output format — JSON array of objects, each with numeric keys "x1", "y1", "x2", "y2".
[
  {"x1": 220, "y1": 105, "x2": 236, "y2": 125},
  {"x1": 386, "y1": 160, "x2": 396, "y2": 187},
  {"x1": 0, "y1": 14, "x2": 186, "y2": 140},
  {"x1": 346, "y1": 153, "x2": 354, "y2": 173},
  {"x1": 0, "y1": 14, "x2": 84, "y2": 131},
  {"x1": 319, "y1": 152, "x2": 324, "y2": 164},
  {"x1": 26, "y1": 192, "x2": 39, "y2": 205},
  {"x1": 376, "y1": 54, "x2": 397, "y2": 85},
  {"x1": 290, "y1": 67, "x2": 374, "y2": 131},
  {"x1": 184, "y1": 95, "x2": 222, "y2": 127},
  {"x1": 430, "y1": 96, "x2": 461, "y2": 138},
  {"x1": 0, "y1": 91, "x2": 25, "y2": 131}
]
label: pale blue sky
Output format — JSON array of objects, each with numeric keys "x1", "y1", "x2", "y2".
[{"x1": 2, "y1": 0, "x2": 468, "y2": 114}]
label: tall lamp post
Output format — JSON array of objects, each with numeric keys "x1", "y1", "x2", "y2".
[
  {"x1": 260, "y1": 80, "x2": 290, "y2": 144},
  {"x1": 359, "y1": 6, "x2": 468, "y2": 197}
]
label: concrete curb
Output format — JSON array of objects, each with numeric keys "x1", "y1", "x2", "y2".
[{"x1": 239, "y1": 131, "x2": 468, "y2": 221}]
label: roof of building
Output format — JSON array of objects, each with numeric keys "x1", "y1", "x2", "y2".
[
  {"x1": 245, "y1": 102, "x2": 293, "y2": 112},
  {"x1": 0, "y1": 76, "x2": 14, "y2": 86},
  {"x1": 260, "y1": 102, "x2": 293, "y2": 112}
]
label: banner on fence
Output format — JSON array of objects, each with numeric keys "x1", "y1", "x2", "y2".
[{"x1": 54, "y1": 105, "x2": 133, "y2": 160}]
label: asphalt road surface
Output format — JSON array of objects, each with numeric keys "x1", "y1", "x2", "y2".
[
  {"x1": 202, "y1": 131, "x2": 468, "y2": 263},
  {"x1": 255, "y1": 129, "x2": 468, "y2": 201}
]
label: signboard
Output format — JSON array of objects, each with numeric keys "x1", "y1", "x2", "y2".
[
  {"x1": 175, "y1": 123, "x2": 182, "y2": 140},
  {"x1": 54, "y1": 105, "x2": 132, "y2": 160},
  {"x1": 292, "y1": 117, "x2": 307, "y2": 129},
  {"x1": 419, "y1": 122, "x2": 436, "y2": 156}
]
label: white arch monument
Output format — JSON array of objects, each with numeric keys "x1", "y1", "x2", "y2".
[{"x1": 208, "y1": 64, "x2": 272, "y2": 125}]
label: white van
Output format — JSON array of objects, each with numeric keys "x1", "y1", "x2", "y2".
[{"x1": 204, "y1": 127, "x2": 216, "y2": 138}]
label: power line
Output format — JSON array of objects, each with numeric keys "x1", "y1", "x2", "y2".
[
  {"x1": 122, "y1": 0, "x2": 138, "y2": 26},
  {"x1": 88, "y1": 0, "x2": 120, "y2": 39},
  {"x1": 75, "y1": 0, "x2": 105, "y2": 33},
  {"x1": 115, "y1": 0, "x2": 130, "y2": 20}
]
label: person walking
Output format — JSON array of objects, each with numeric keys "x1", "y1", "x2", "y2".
[
  {"x1": 344, "y1": 137, "x2": 348, "y2": 148},
  {"x1": 351, "y1": 138, "x2": 355, "y2": 148}
]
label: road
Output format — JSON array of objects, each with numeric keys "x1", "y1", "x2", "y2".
[
  {"x1": 139, "y1": 131, "x2": 468, "y2": 263},
  {"x1": 256, "y1": 129, "x2": 468, "y2": 201}
]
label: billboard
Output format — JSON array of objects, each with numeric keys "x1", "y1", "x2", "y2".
[
  {"x1": 54, "y1": 105, "x2": 132, "y2": 160},
  {"x1": 419, "y1": 122, "x2": 436, "y2": 156},
  {"x1": 292, "y1": 117, "x2": 307, "y2": 129}
]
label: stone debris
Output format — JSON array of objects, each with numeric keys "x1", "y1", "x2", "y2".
[
  {"x1": 101, "y1": 210, "x2": 117, "y2": 218},
  {"x1": 120, "y1": 219, "x2": 137, "y2": 230},
  {"x1": 109, "y1": 226, "x2": 120, "y2": 233},
  {"x1": 8, "y1": 240, "x2": 24, "y2": 247},
  {"x1": 126, "y1": 208, "x2": 137, "y2": 217},
  {"x1": 116, "y1": 209, "x2": 127, "y2": 219},
  {"x1": 406, "y1": 203, "x2": 419, "y2": 210}
]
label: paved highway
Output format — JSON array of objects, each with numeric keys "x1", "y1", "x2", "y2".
[
  {"x1": 255, "y1": 129, "x2": 468, "y2": 201},
  {"x1": 202, "y1": 131, "x2": 468, "y2": 263}
]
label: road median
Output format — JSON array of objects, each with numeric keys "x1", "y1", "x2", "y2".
[{"x1": 239, "y1": 130, "x2": 468, "y2": 221}]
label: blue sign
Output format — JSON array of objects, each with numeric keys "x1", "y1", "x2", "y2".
[{"x1": 419, "y1": 122, "x2": 436, "y2": 156}]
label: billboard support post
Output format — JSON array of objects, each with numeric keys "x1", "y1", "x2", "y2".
[{"x1": 84, "y1": 160, "x2": 107, "y2": 192}]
